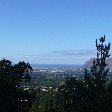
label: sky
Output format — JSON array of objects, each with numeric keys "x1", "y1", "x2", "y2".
[{"x1": 0, "y1": 0, "x2": 112, "y2": 64}]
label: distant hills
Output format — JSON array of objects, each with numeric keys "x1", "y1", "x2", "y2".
[{"x1": 83, "y1": 58, "x2": 112, "y2": 70}]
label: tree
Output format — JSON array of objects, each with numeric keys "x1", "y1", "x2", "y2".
[
  {"x1": 84, "y1": 35, "x2": 111, "y2": 112},
  {"x1": 0, "y1": 59, "x2": 35, "y2": 112},
  {"x1": 57, "y1": 35, "x2": 111, "y2": 112},
  {"x1": 85, "y1": 35, "x2": 110, "y2": 88},
  {"x1": 58, "y1": 77, "x2": 86, "y2": 112}
]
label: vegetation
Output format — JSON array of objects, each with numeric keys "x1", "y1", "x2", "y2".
[
  {"x1": 0, "y1": 59, "x2": 35, "y2": 112},
  {"x1": 0, "y1": 35, "x2": 112, "y2": 112},
  {"x1": 55, "y1": 35, "x2": 112, "y2": 112}
]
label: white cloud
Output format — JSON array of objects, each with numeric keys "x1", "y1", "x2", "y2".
[{"x1": 1, "y1": 48, "x2": 111, "y2": 64}]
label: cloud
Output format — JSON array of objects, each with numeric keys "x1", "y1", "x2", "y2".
[
  {"x1": 52, "y1": 49, "x2": 96, "y2": 57},
  {"x1": 1, "y1": 49, "x2": 103, "y2": 64},
  {"x1": 20, "y1": 49, "x2": 96, "y2": 59},
  {"x1": 20, "y1": 54, "x2": 57, "y2": 58},
  {"x1": 1, "y1": 48, "x2": 112, "y2": 64}
]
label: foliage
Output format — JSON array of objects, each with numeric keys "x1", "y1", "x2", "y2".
[
  {"x1": 0, "y1": 59, "x2": 35, "y2": 112},
  {"x1": 30, "y1": 90, "x2": 58, "y2": 112},
  {"x1": 56, "y1": 35, "x2": 112, "y2": 112}
]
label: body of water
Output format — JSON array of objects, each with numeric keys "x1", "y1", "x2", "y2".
[{"x1": 31, "y1": 64, "x2": 82, "y2": 68}]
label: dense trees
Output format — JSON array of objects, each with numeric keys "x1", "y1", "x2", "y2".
[{"x1": 0, "y1": 59, "x2": 35, "y2": 112}]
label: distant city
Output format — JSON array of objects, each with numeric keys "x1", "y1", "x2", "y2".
[{"x1": 21, "y1": 62, "x2": 112, "y2": 92}]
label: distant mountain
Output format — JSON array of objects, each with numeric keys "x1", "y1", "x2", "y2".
[{"x1": 83, "y1": 58, "x2": 112, "y2": 70}]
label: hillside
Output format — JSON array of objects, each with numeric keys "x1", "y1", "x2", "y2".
[{"x1": 83, "y1": 58, "x2": 112, "y2": 70}]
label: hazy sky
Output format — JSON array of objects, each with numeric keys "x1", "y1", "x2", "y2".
[{"x1": 0, "y1": 0, "x2": 112, "y2": 64}]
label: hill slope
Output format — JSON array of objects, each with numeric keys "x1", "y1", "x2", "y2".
[{"x1": 83, "y1": 58, "x2": 112, "y2": 70}]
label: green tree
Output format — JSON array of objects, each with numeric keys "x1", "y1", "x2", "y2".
[
  {"x1": 0, "y1": 59, "x2": 35, "y2": 112},
  {"x1": 57, "y1": 35, "x2": 111, "y2": 112},
  {"x1": 84, "y1": 35, "x2": 111, "y2": 112},
  {"x1": 58, "y1": 77, "x2": 86, "y2": 112}
]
